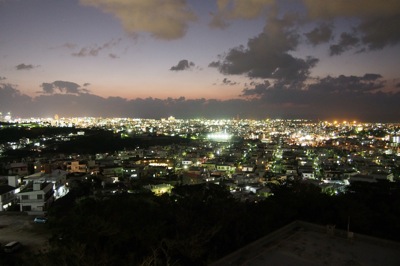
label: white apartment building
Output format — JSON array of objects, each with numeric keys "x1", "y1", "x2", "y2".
[{"x1": 18, "y1": 181, "x2": 54, "y2": 212}]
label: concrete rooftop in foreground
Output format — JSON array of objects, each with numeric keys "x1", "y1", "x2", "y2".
[{"x1": 212, "y1": 221, "x2": 400, "y2": 266}]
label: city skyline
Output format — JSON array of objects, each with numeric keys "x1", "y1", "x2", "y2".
[{"x1": 1, "y1": 0, "x2": 400, "y2": 121}]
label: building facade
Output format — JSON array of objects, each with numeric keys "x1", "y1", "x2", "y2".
[{"x1": 18, "y1": 182, "x2": 54, "y2": 212}]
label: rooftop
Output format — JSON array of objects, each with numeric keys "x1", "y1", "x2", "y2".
[
  {"x1": 212, "y1": 221, "x2": 400, "y2": 266},
  {"x1": 0, "y1": 185, "x2": 16, "y2": 194},
  {"x1": 19, "y1": 182, "x2": 51, "y2": 193}
]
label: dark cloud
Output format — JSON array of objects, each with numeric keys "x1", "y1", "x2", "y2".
[
  {"x1": 0, "y1": 83, "x2": 32, "y2": 112},
  {"x1": 237, "y1": 73, "x2": 397, "y2": 121},
  {"x1": 72, "y1": 47, "x2": 100, "y2": 57},
  {"x1": 72, "y1": 39, "x2": 121, "y2": 57},
  {"x1": 330, "y1": 15, "x2": 400, "y2": 53},
  {"x1": 0, "y1": 76, "x2": 6, "y2": 81},
  {"x1": 53, "y1": 81, "x2": 82, "y2": 94},
  {"x1": 39, "y1": 81, "x2": 89, "y2": 95},
  {"x1": 329, "y1": 32, "x2": 360, "y2": 56},
  {"x1": 211, "y1": 1, "x2": 400, "y2": 55},
  {"x1": 241, "y1": 73, "x2": 384, "y2": 99},
  {"x1": 241, "y1": 80, "x2": 271, "y2": 97},
  {"x1": 304, "y1": 3, "x2": 400, "y2": 53},
  {"x1": 83, "y1": 83, "x2": 91, "y2": 87},
  {"x1": 305, "y1": 24, "x2": 333, "y2": 46},
  {"x1": 208, "y1": 61, "x2": 220, "y2": 68},
  {"x1": 211, "y1": 32, "x2": 317, "y2": 83},
  {"x1": 1, "y1": 79, "x2": 399, "y2": 122},
  {"x1": 318, "y1": 13, "x2": 400, "y2": 54},
  {"x1": 41, "y1": 83, "x2": 55, "y2": 94},
  {"x1": 359, "y1": 14, "x2": 400, "y2": 50},
  {"x1": 308, "y1": 74, "x2": 384, "y2": 93},
  {"x1": 222, "y1": 78, "x2": 238, "y2": 86},
  {"x1": 396, "y1": 83, "x2": 400, "y2": 88},
  {"x1": 16, "y1": 63, "x2": 37, "y2": 70},
  {"x1": 80, "y1": 88, "x2": 91, "y2": 94},
  {"x1": 210, "y1": 13, "x2": 319, "y2": 85},
  {"x1": 170, "y1": 59, "x2": 195, "y2": 71},
  {"x1": 109, "y1": 53, "x2": 118, "y2": 59},
  {"x1": 329, "y1": 45, "x2": 344, "y2": 56},
  {"x1": 0, "y1": 83, "x2": 28, "y2": 99},
  {"x1": 362, "y1": 73, "x2": 382, "y2": 81}
]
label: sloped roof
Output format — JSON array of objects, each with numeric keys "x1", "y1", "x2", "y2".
[{"x1": 0, "y1": 185, "x2": 16, "y2": 195}]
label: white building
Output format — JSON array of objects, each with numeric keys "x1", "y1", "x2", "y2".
[
  {"x1": 18, "y1": 182, "x2": 54, "y2": 213},
  {"x1": 302, "y1": 172, "x2": 316, "y2": 180},
  {"x1": 23, "y1": 169, "x2": 69, "y2": 199}
]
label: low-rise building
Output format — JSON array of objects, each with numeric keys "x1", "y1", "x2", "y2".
[
  {"x1": 8, "y1": 162, "x2": 29, "y2": 176},
  {"x1": 67, "y1": 161, "x2": 88, "y2": 173},
  {"x1": 101, "y1": 166, "x2": 123, "y2": 178},
  {"x1": 18, "y1": 181, "x2": 54, "y2": 213},
  {"x1": 23, "y1": 170, "x2": 68, "y2": 199}
]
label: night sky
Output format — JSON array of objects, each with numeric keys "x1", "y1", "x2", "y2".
[{"x1": 1, "y1": 0, "x2": 400, "y2": 121}]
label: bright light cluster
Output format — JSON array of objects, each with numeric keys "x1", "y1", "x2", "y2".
[{"x1": 207, "y1": 132, "x2": 232, "y2": 141}]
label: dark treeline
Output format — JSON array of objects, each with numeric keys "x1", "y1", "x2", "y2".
[
  {"x1": 1, "y1": 126, "x2": 191, "y2": 158},
  {"x1": 0, "y1": 126, "x2": 78, "y2": 144},
  {"x1": 13, "y1": 180, "x2": 400, "y2": 266},
  {"x1": 53, "y1": 133, "x2": 191, "y2": 154}
]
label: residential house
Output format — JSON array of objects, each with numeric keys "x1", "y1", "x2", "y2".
[
  {"x1": 302, "y1": 171, "x2": 316, "y2": 180},
  {"x1": 241, "y1": 164, "x2": 256, "y2": 173},
  {"x1": 23, "y1": 169, "x2": 68, "y2": 199},
  {"x1": 216, "y1": 163, "x2": 235, "y2": 173},
  {"x1": 18, "y1": 181, "x2": 54, "y2": 213},
  {"x1": 8, "y1": 162, "x2": 29, "y2": 176},
  {"x1": 66, "y1": 161, "x2": 88, "y2": 173},
  {"x1": 123, "y1": 166, "x2": 141, "y2": 179},
  {"x1": 101, "y1": 165, "x2": 123, "y2": 178}
]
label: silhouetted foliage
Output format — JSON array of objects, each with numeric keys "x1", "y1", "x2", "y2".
[
  {"x1": 0, "y1": 126, "x2": 77, "y2": 144},
  {"x1": 20, "y1": 181, "x2": 400, "y2": 265},
  {"x1": 53, "y1": 133, "x2": 191, "y2": 154}
]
